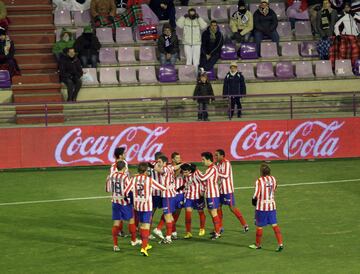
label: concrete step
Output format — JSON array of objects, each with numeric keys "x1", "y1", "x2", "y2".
[
  {"x1": 7, "y1": 4, "x2": 53, "y2": 15},
  {"x1": 12, "y1": 73, "x2": 59, "y2": 85},
  {"x1": 8, "y1": 24, "x2": 55, "y2": 35},
  {"x1": 18, "y1": 63, "x2": 58, "y2": 74},
  {"x1": 12, "y1": 83, "x2": 61, "y2": 94},
  {"x1": 11, "y1": 33, "x2": 55, "y2": 45},
  {"x1": 8, "y1": 14, "x2": 53, "y2": 26},
  {"x1": 13, "y1": 93, "x2": 63, "y2": 103},
  {"x1": 16, "y1": 53, "x2": 56, "y2": 65},
  {"x1": 16, "y1": 113, "x2": 65, "y2": 124},
  {"x1": 16, "y1": 105, "x2": 64, "y2": 115},
  {"x1": 3, "y1": 0, "x2": 51, "y2": 5},
  {"x1": 16, "y1": 43, "x2": 53, "y2": 54}
]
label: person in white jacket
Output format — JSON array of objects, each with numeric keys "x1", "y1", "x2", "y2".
[
  {"x1": 334, "y1": 3, "x2": 360, "y2": 36},
  {"x1": 176, "y1": 8, "x2": 207, "y2": 71}
]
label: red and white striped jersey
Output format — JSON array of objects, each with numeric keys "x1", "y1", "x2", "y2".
[
  {"x1": 253, "y1": 176, "x2": 277, "y2": 211},
  {"x1": 110, "y1": 160, "x2": 129, "y2": 175},
  {"x1": 174, "y1": 172, "x2": 185, "y2": 194},
  {"x1": 148, "y1": 161, "x2": 162, "y2": 196},
  {"x1": 216, "y1": 158, "x2": 235, "y2": 194},
  {"x1": 158, "y1": 164, "x2": 177, "y2": 198},
  {"x1": 184, "y1": 170, "x2": 204, "y2": 200},
  {"x1": 106, "y1": 171, "x2": 131, "y2": 205},
  {"x1": 197, "y1": 164, "x2": 220, "y2": 198},
  {"x1": 124, "y1": 174, "x2": 166, "y2": 212}
]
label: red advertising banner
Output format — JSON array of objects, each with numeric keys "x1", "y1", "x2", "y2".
[{"x1": 0, "y1": 117, "x2": 359, "y2": 169}]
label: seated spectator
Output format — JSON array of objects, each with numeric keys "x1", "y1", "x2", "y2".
[
  {"x1": 193, "y1": 73, "x2": 214, "y2": 121},
  {"x1": 0, "y1": 28, "x2": 20, "y2": 78},
  {"x1": 74, "y1": 26, "x2": 101, "y2": 68},
  {"x1": 157, "y1": 23, "x2": 179, "y2": 65},
  {"x1": 52, "y1": 29, "x2": 75, "y2": 61},
  {"x1": 199, "y1": 20, "x2": 224, "y2": 72},
  {"x1": 316, "y1": 0, "x2": 337, "y2": 39},
  {"x1": 59, "y1": 47, "x2": 83, "y2": 102},
  {"x1": 253, "y1": 0, "x2": 279, "y2": 56},
  {"x1": 286, "y1": 0, "x2": 309, "y2": 30},
  {"x1": 230, "y1": 0, "x2": 253, "y2": 43},
  {"x1": 334, "y1": 2, "x2": 360, "y2": 36},
  {"x1": 149, "y1": 0, "x2": 176, "y2": 29},
  {"x1": 307, "y1": 0, "x2": 323, "y2": 34},
  {"x1": 0, "y1": 1, "x2": 10, "y2": 30}
]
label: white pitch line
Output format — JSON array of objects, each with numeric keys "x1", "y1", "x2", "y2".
[{"x1": 0, "y1": 178, "x2": 359, "y2": 207}]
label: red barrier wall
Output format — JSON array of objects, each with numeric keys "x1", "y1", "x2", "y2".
[{"x1": 0, "y1": 118, "x2": 359, "y2": 169}]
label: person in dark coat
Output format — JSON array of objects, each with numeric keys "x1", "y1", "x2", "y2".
[
  {"x1": 199, "y1": 20, "x2": 224, "y2": 72},
  {"x1": 0, "y1": 27, "x2": 20, "y2": 78},
  {"x1": 223, "y1": 62, "x2": 246, "y2": 119},
  {"x1": 193, "y1": 73, "x2": 215, "y2": 121},
  {"x1": 253, "y1": 0, "x2": 279, "y2": 56},
  {"x1": 59, "y1": 47, "x2": 83, "y2": 102},
  {"x1": 74, "y1": 26, "x2": 101, "y2": 68},
  {"x1": 149, "y1": 0, "x2": 176, "y2": 29},
  {"x1": 157, "y1": 23, "x2": 179, "y2": 65}
]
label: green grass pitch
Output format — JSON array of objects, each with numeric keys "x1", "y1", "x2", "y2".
[{"x1": 0, "y1": 159, "x2": 359, "y2": 274}]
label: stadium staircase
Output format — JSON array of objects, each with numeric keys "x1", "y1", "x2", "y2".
[{"x1": 6, "y1": 0, "x2": 64, "y2": 124}]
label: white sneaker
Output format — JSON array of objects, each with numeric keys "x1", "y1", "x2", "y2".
[
  {"x1": 152, "y1": 228, "x2": 164, "y2": 240},
  {"x1": 113, "y1": 245, "x2": 120, "y2": 252},
  {"x1": 130, "y1": 239, "x2": 142, "y2": 246},
  {"x1": 171, "y1": 232, "x2": 178, "y2": 240},
  {"x1": 159, "y1": 236, "x2": 172, "y2": 244}
]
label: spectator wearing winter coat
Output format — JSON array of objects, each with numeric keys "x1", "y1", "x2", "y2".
[
  {"x1": 157, "y1": 23, "x2": 179, "y2": 65},
  {"x1": 316, "y1": 0, "x2": 337, "y2": 38},
  {"x1": 176, "y1": 8, "x2": 207, "y2": 71},
  {"x1": 193, "y1": 73, "x2": 214, "y2": 121},
  {"x1": 149, "y1": 0, "x2": 176, "y2": 29},
  {"x1": 74, "y1": 26, "x2": 101, "y2": 68},
  {"x1": 308, "y1": 0, "x2": 323, "y2": 34},
  {"x1": 223, "y1": 62, "x2": 246, "y2": 119},
  {"x1": 334, "y1": 2, "x2": 360, "y2": 36},
  {"x1": 52, "y1": 29, "x2": 75, "y2": 61},
  {"x1": 0, "y1": 27, "x2": 20, "y2": 77},
  {"x1": 59, "y1": 47, "x2": 83, "y2": 102},
  {"x1": 230, "y1": 0, "x2": 253, "y2": 42},
  {"x1": 253, "y1": 0, "x2": 279, "y2": 56},
  {"x1": 199, "y1": 20, "x2": 224, "y2": 72},
  {"x1": 286, "y1": 0, "x2": 309, "y2": 30}
]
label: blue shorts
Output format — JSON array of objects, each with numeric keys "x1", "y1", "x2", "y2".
[
  {"x1": 112, "y1": 203, "x2": 133, "y2": 221},
  {"x1": 175, "y1": 193, "x2": 185, "y2": 209},
  {"x1": 152, "y1": 196, "x2": 162, "y2": 209},
  {"x1": 184, "y1": 197, "x2": 205, "y2": 210},
  {"x1": 220, "y1": 193, "x2": 236, "y2": 206},
  {"x1": 255, "y1": 210, "x2": 278, "y2": 227},
  {"x1": 206, "y1": 197, "x2": 220, "y2": 210},
  {"x1": 137, "y1": 211, "x2": 152, "y2": 224},
  {"x1": 162, "y1": 197, "x2": 176, "y2": 214}
]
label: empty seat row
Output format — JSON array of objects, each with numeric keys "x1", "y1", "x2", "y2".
[{"x1": 54, "y1": 9, "x2": 91, "y2": 27}]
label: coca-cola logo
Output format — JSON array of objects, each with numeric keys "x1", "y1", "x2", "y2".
[
  {"x1": 231, "y1": 121, "x2": 345, "y2": 159},
  {"x1": 55, "y1": 126, "x2": 169, "y2": 165}
]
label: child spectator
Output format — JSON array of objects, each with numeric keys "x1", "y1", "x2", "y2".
[
  {"x1": 0, "y1": 28, "x2": 20, "y2": 78},
  {"x1": 74, "y1": 26, "x2": 101, "y2": 68},
  {"x1": 157, "y1": 23, "x2": 179, "y2": 65},
  {"x1": 193, "y1": 73, "x2": 214, "y2": 121},
  {"x1": 52, "y1": 29, "x2": 75, "y2": 61},
  {"x1": 230, "y1": 0, "x2": 253, "y2": 43},
  {"x1": 316, "y1": 0, "x2": 337, "y2": 39}
]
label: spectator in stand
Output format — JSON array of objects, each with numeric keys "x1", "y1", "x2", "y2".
[
  {"x1": 199, "y1": 20, "x2": 224, "y2": 72},
  {"x1": 193, "y1": 73, "x2": 215, "y2": 121},
  {"x1": 223, "y1": 62, "x2": 246, "y2": 119},
  {"x1": 0, "y1": 1, "x2": 10, "y2": 30},
  {"x1": 253, "y1": 0, "x2": 279, "y2": 56},
  {"x1": 334, "y1": 2, "x2": 360, "y2": 36},
  {"x1": 286, "y1": 0, "x2": 309, "y2": 31},
  {"x1": 230, "y1": 0, "x2": 253, "y2": 43},
  {"x1": 0, "y1": 28, "x2": 20, "y2": 77},
  {"x1": 52, "y1": 29, "x2": 75, "y2": 61},
  {"x1": 307, "y1": 0, "x2": 323, "y2": 34},
  {"x1": 176, "y1": 8, "x2": 207, "y2": 72},
  {"x1": 157, "y1": 23, "x2": 179, "y2": 65},
  {"x1": 316, "y1": 0, "x2": 337, "y2": 39},
  {"x1": 74, "y1": 26, "x2": 101, "y2": 68},
  {"x1": 59, "y1": 47, "x2": 83, "y2": 102},
  {"x1": 149, "y1": 0, "x2": 176, "y2": 29}
]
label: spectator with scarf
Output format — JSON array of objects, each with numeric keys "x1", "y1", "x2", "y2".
[
  {"x1": 316, "y1": 0, "x2": 337, "y2": 39},
  {"x1": 157, "y1": 23, "x2": 179, "y2": 65},
  {"x1": 230, "y1": 0, "x2": 253, "y2": 42}
]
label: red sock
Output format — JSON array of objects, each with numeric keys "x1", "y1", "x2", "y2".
[
  {"x1": 172, "y1": 211, "x2": 181, "y2": 232},
  {"x1": 134, "y1": 212, "x2": 139, "y2": 227},
  {"x1": 212, "y1": 215, "x2": 221, "y2": 234},
  {"x1": 157, "y1": 214, "x2": 165, "y2": 230},
  {"x1": 128, "y1": 223, "x2": 136, "y2": 242},
  {"x1": 140, "y1": 228, "x2": 149, "y2": 249},
  {"x1": 166, "y1": 221, "x2": 173, "y2": 237},
  {"x1": 272, "y1": 225, "x2": 283, "y2": 245},
  {"x1": 112, "y1": 226, "x2": 120, "y2": 246},
  {"x1": 231, "y1": 207, "x2": 247, "y2": 226},
  {"x1": 199, "y1": 211, "x2": 206, "y2": 229},
  {"x1": 256, "y1": 227, "x2": 263, "y2": 247},
  {"x1": 119, "y1": 221, "x2": 123, "y2": 232},
  {"x1": 185, "y1": 211, "x2": 192, "y2": 233},
  {"x1": 217, "y1": 208, "x2": 223, "y2": 228}
]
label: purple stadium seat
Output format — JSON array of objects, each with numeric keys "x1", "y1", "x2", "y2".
[
  {"x1": 353, "y1": 59, "x2": 360, "y2": 76},
  {"x1": 335, "y1": 59, "x2": 353, "y2": 76},
  {"x1": 205, "y1": 68, "x2": 216, "y2": 81},
  {"x1": 249, "y1": 3, "x2": 260, "y2": 14},
  {"x1": 238, "y1": 63, "x2": 255, "y2": 80},
  {"x1": 115, "y1": 27, "x2": 134, "y2": 44},
  {"x1": 256, "y1": 62, "x2": 275, "y2": 79},
  {"x1": 0, "y1": 70, "x2": 11, "y2": 88},
  {"x1": 300, "y1": 41, "x2": 319, "y2": 57},
  {"x1": 295, "y1": 61, "x2": 314, "y2": 78},
  {"x1": 118, "y1": 47, "x2": 136, "y2": 63},
  {"x1": 260, "y1": 42, "x2": 278, "y2": 58},
  {"x1": 99, "y1": 67, "x2": 119, "y2": 85},
  {"x1": 281, "y1": 42, "x2": 299, "y2": 57},
  {"x1": 218, "y1": 23, "x2": 231, "y2": 38},
  {"x1": 82, "y1": 68, "x2": 99, "y2": 85},
  {"x1": 119, "y1": 67, "x2": 138, "y2": 84},
  {"x1": 295, "y1": 21, "x2": 312, "y2": 38},
  {"x1": 239, "y1": 43, "x2": 258, "y2": 59},
  {"x1": 139, "y1": 46, "x2": 157, "y2": 62},
  {"x1": 210, "y1": 6, "x2": 228, "y2": 22},
  {"x1": 195, "y1": 6, "x2": 209, "y2": 21},
  {"x1": 99, "y1": 47, "x2": 117, "y2": 65},
  {"x1": 96, "y1": 28, "x2": 114, "y2": 44},
  {"x1": 54, "y1": 9, "x2": 72, "y2": 26},
  {"x1": 159, "y1": 65, "x2": 177, "y2": 82},
  {"x1": 178, "y1": 65, "x2": 196, "y2": 82},
  {"x1": 72, "y1": 10, "x2": 91, "y2": 27},
  {"x1": 56, "y1": 28, "x2": 62, "y2": 41},
  {"x1": 277, "y1": 22, "x2": 292, "y2": 40},
  {"x1": 175, "y1": 6, "x2": 188, "y2": 19},
  {"x1": 75, "y1": 27, "x2": 83, "y2": 39},
  {"x1": 221, "y1": 43, "x2": 237, "y2": 60},
  {"x1": 141, "y1": 4, "x2": 159, "y2": 25},
  {"x1": 270, "y1": 2, "x2": 286, "y2": 20},
  {"x1": 139, "y1": 66, "x2": 158, "y2": 83},
  {"x1": 229, "y1": 5, "x2": 238, "y2": 17},
  {"x1": 217, "y1": 63, "x2": 230, "y2": 80},
  {"x1": 314, "y1": 60, "x2": 334, "y2": 77},
  {"x1": 276, "y1": 62, "x2": 295, "y2": 78}
]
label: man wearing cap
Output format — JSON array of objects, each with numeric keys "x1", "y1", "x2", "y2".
[
  {"x1": 74, "y1": 26, "x2": 101, "y2": 68},
  {"x1": 223, "y1": 62, "x2": 246, "y2": 119},
  {"x1": 253, "y1": 0, "x2": 279, "y2": 56}
]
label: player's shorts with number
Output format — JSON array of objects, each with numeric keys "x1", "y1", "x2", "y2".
[
  {"x1": 136, "y1": 211, "x2": 152, "y2": 223},
  {"x1": 175, "y1": 193, "x2": 185, "y2": 209},
  {"x1": 206, "y1": 197, "x2": 220, "y2": 210},
  {"x1": 112, "y1": 203, "x2": 133, "y2": 221},
  {"x1": 255, "y1": 210, "x2": 277, "y2": 227},
  {"x1": 152, "y1": 195, "x2": 162, "y2": 209},
  {"x1": 162, "y1": 197, "x2": 176, "y2": 214},
  {"x1": 220, "y1": 193, "x2": 236, "y2": 206},
  {"x1": 184, "y1": 197, "x2": 205, "y2": 210}
]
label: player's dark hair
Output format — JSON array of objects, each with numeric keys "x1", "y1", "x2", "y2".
[
  {"x1": 260, "y1": 164, "x2": 271, "y2": 176},
  {"x1": 180, "y1": 163, "x2": 192, "y2": 171},
  {"x1": 154, "y1": 151, "x2": 163, "y2": 160},
  {"x1": 171, "y1": 152, "x2": 180, "y2": 159},
  {"x1": 159, "y1": 155, "x2": 168, "y2": 163},
  {"x1": 116, "y1": 160, "x2": 126, "y2": 171},
  {"x1": 114, "y1": 147, "x2": 126, "y2": 159},
  {"x1": 201, "y1": 152, "x2": 213, "y2": 162},
  {"x1": 138, "y1": 162, "x2": 148, "y2": 174},
  {"x1": 210, "y1": 20, "x2": 217, "y2": 25},
  {"x1": 216, "y1": 149, "x2": 225, "y2": 156}
]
